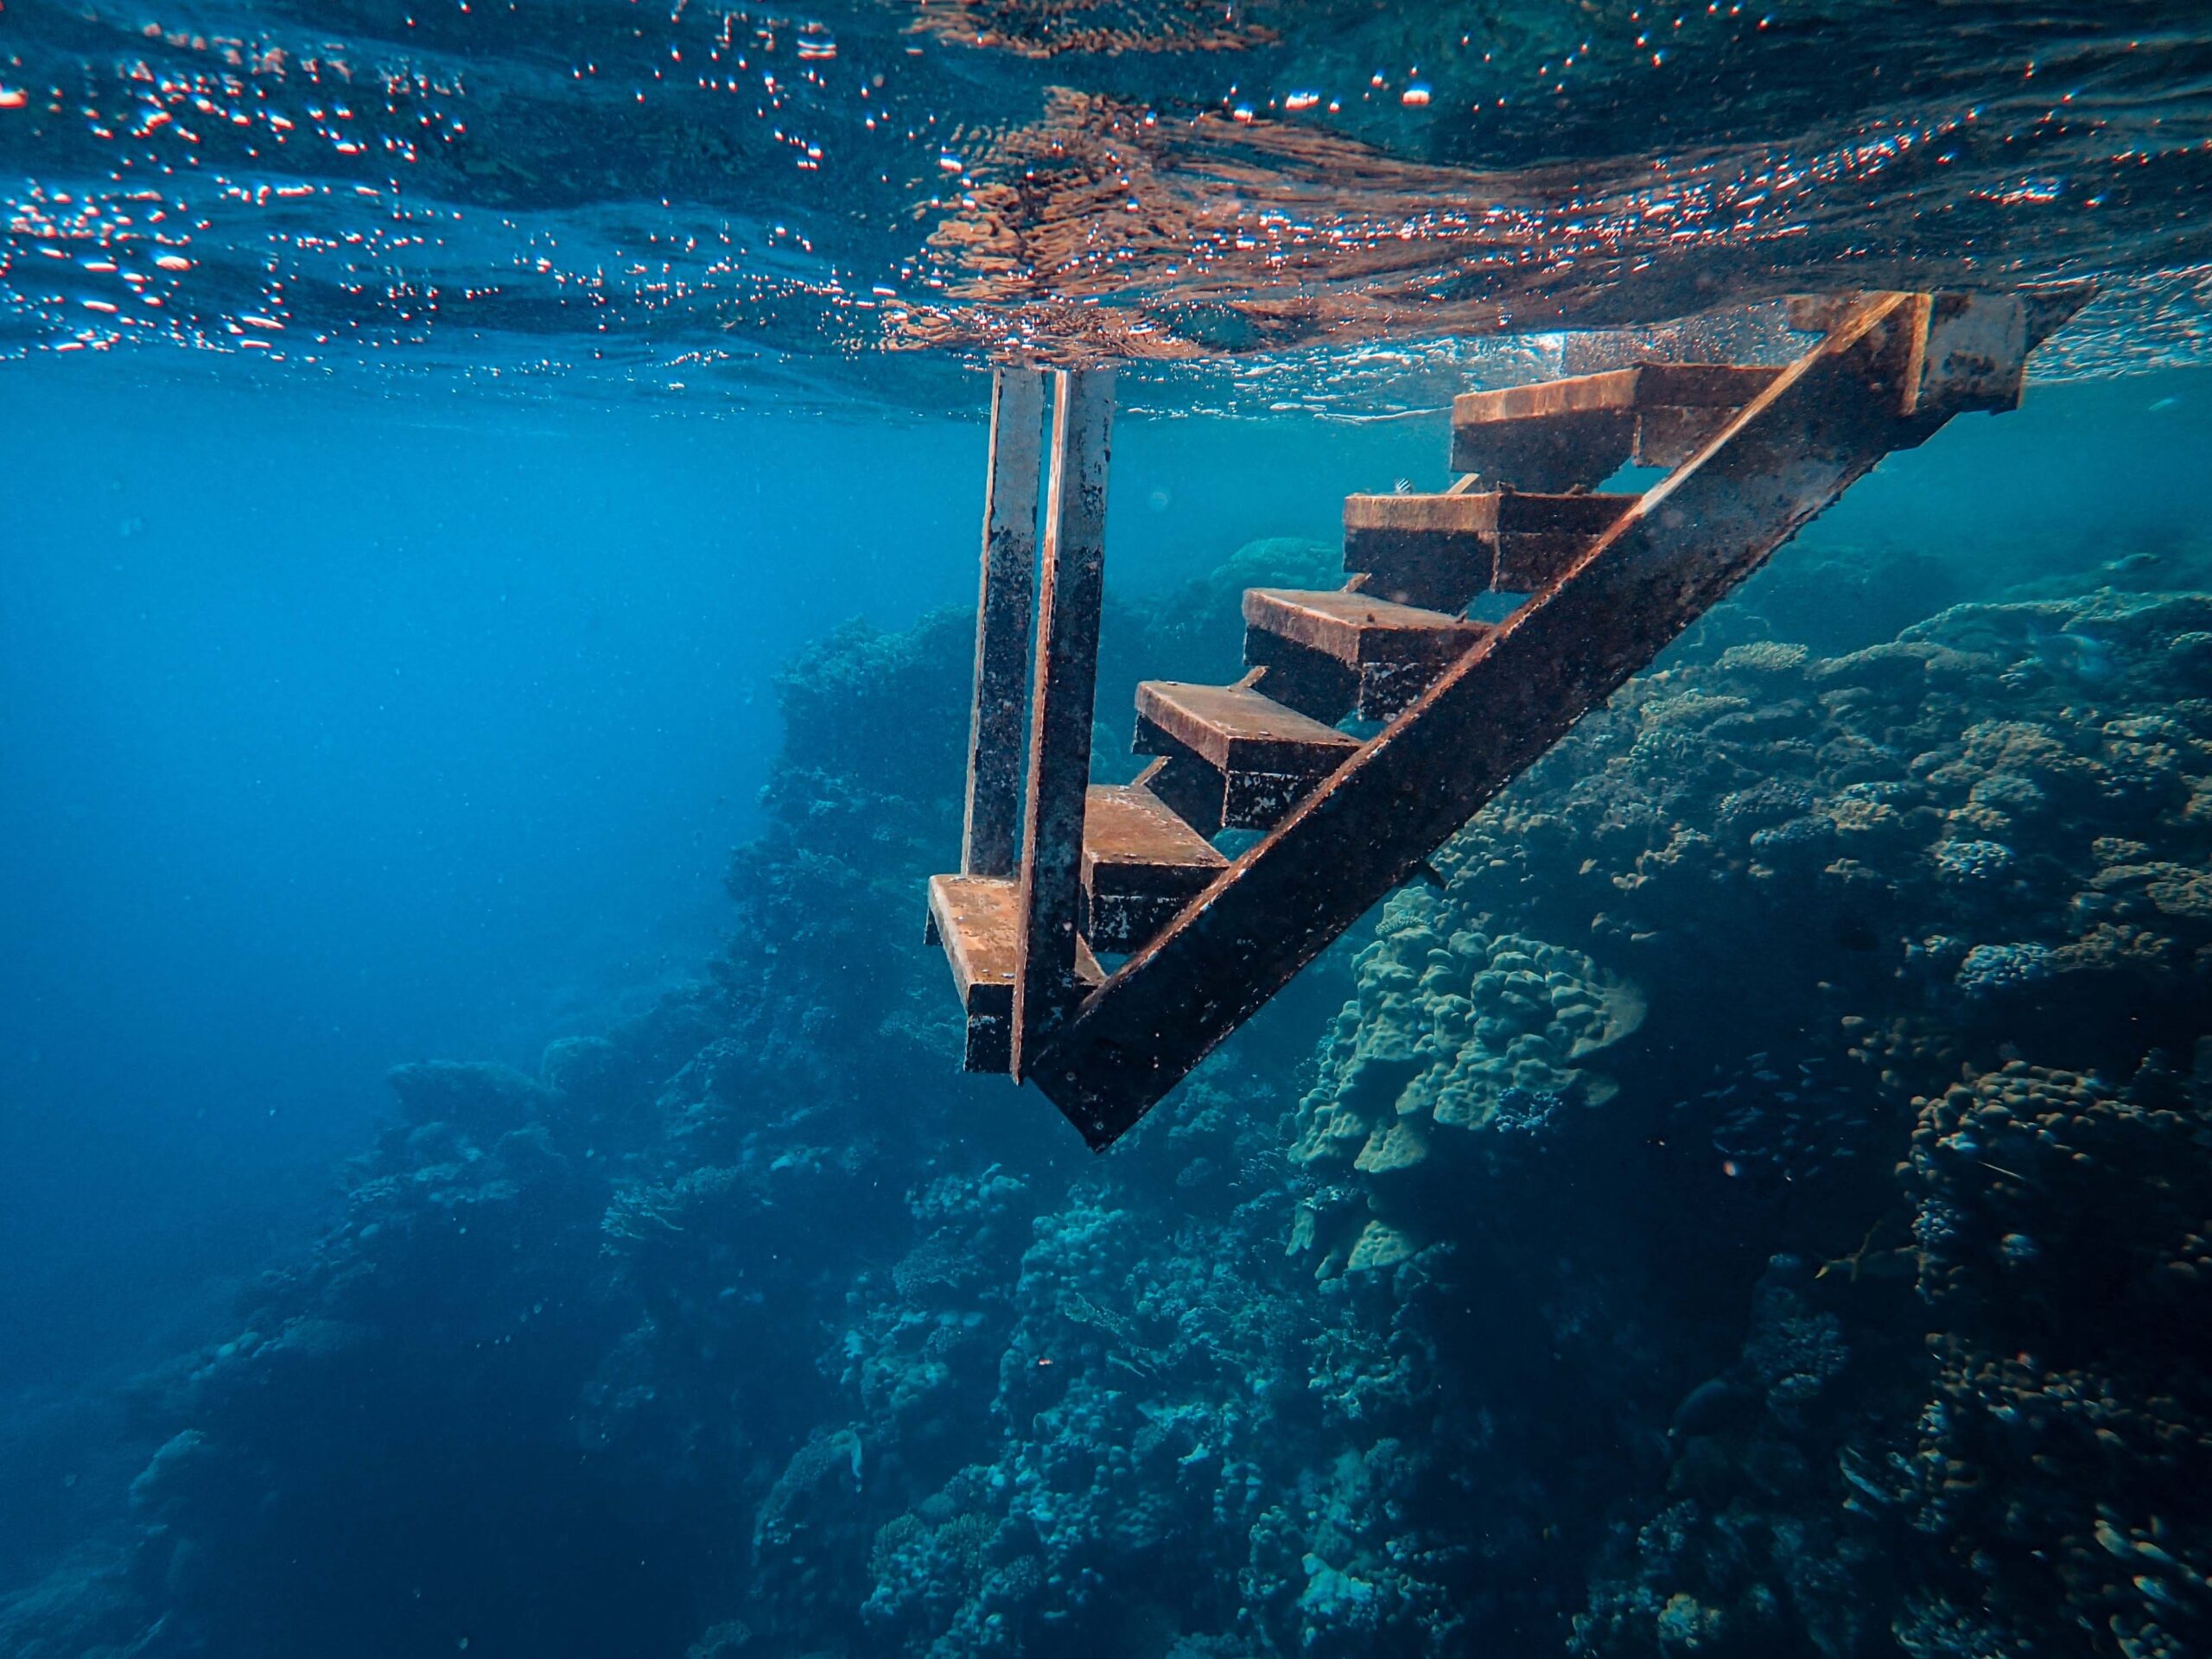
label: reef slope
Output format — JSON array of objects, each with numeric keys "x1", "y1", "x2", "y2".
[{"x1": 5, "y1": 547, "x2": 2209, "y2": 1659}]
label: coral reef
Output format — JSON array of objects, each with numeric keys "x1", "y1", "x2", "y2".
[
  {"x1": 1297, "y1": 586, "x2": 2212, "y2": 1657},
  {"x1": 1904, "y1": 1058, "x2": 2212, "y2": 1659},
  {"x1": 1291, "y1": 900, "x2": 1645, "y2": 1274},
  {"x1": 3, "y1": 557, "x2": 2208, "y2": 1659}
]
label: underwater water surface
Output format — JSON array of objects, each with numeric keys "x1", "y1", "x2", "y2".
[{"x1": 6, "y1": 3, "x2": 2212, "y2": 1657}]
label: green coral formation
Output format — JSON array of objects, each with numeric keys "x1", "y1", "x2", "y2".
[
  {"x1": 1293, "y1": 898, "x2": 1644, "y2": 1275},
  {"x1": 1907, "y1": 1058, "x2": 2212, "y2": 1659},
  {"x1": 1296, "y1": 577, "x2": 2212, "y2": 1658}
]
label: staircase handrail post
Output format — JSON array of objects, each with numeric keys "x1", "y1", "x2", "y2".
[
  {"x1": 1012, "y1": 366, "x2": 1115, "y2": 1078},
  {"x1": 962, "y1": 365, "x2": 1050, "y2": 879}
]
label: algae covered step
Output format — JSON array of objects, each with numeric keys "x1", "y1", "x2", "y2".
[
  {"x1": 1079, "y1": 783, "x2": 1228, "y2": 952},
  {"x1": 1133, "y1": 679, "x2": 1363, "y2": 834},
  {"x1": 1449, "y1": 363, "x2": 1783, "y2": 489},
  {"x1": 925, "y1": 874, "x2": 1101, "y2": 1072},
  {"x1": 1242, "y1": 588, "x2": 1488, "y2": 721}
]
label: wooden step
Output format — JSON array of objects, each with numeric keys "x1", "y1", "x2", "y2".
[
  {"x1": 1450, "y1": 364, "x2": 1784, "y2": 489},
  {"x1": 1080, "y1": 783, "x2": 1228, "y2": 951},
  {"x1": 1133, "y1": 680, "x2": 1362, "y2": 834},
  {"x1": 1242, "y1": 588, "x2": 1488, "y2": 721},
  {"x1": 925, "y1": 874, "x2": 1101, "y2": 1072},
  {"x1": 1344, "y1": 490, "x2": 1641, "y2": 606}
]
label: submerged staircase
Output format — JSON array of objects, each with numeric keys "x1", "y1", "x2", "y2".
[{"x1": 926, "y1": 287, "x2": 2093, "y2": 1149}]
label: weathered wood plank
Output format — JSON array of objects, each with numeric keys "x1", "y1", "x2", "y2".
[
  {"x1": 1011, "y1": 367, "x2": 1114, "y2": 1079},
  {"x1": 962, "y1": 366, "x2": 1048, "y2": 879},
  {"x1": 1344, "y1": 491, "x2": 1642, "y2": 538},
  {"x1": 1243, "y1": 589, "x2": 1484, "y2": 721},
  {"x1": 1242, "y1": 588, "x2": 1477, "y2": 664},
  {"x1": 1451, "y1": 363, "x2": 1783, "y2": 426},
  {"x1": 1134, "y1": 680, "x2": 1362, "y2": 774},
  {"x1": 1344, "y1": 490, "x2": 1640, "y2": 607},
  {"x1": 1133, "y1": 679, "x2": 1363, "y2": 836},
  {"x1": 1031, "y1": 295, "x2": 1939, "y2": 1147},
  {"x1": 1080, "y1": 784, "x2": 1227, "y2": 952},
  {"x1": 1449, "y1": 365, "x2": 1784, "y2": 485},
  {"x1": 927, "y1": 873, "x2": 1020, "y2": 1071},
  {"x1": 929, "y1": 873, "x2": 1103, "y2": 1072}
]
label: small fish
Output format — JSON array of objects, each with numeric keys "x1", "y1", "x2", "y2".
[
  {"x1": 2148, "y1": 395, "x2": 2182, "y2": 412},
  {"x1": 2028, "y1": 625, "x2": 2116, "y2": 683},
  {"x1": 1838, "y1": 1450, "x2": 1894, "y2": 1504},
  {"x1": 1669, "y1": 1376, "x2": 1753, "y2": 1440}
]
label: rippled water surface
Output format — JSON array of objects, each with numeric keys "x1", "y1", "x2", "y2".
[{"x1": 7, "y1": 0, "x2": 2212, "y2": 410}]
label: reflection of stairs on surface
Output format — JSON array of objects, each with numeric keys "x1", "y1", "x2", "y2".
[{"x1": 927, "y1": 286, "x2": 2095, "y2": 1149}]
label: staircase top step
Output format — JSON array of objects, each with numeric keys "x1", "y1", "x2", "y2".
[
  {"x1": 1344, "y1": 490, "x2": 1641, "y2": 535},
  {"x1": 927, "y1": 873, "x2": 1102, "y2": 1001},
  {"x1": 1243, "y1": 588, "x2": 1482, "y2": 664},
  {"x1": 1136, "y1": 681, "x2": 1362, "y2": 772},
  {"x1": 1452, "y1": 363, "x2": 1783, "y2": 426},
  {"x1": 1083, "y1": 784, "x2": 1227, "y2": 879}
]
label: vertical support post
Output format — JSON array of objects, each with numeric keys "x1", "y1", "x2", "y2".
[
  {"x1": 1011, "y1": 367, "x2": 1114, "y2": 1080},
  {"x1": 962, "y1": 365, "x2": 1049, "y2": 878}
]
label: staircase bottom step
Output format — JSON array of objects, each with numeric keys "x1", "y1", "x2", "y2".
[{"x1": 925, "y1": 874, "x2": 1102, "y2": 1073}]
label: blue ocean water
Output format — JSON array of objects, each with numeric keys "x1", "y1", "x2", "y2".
[
  {"x1": 0, "y1": 364, "x2": 1446, "y2": 1398},
  {"x1": 6, "y1": 3, "x2": 2212, "y2": 1656}
]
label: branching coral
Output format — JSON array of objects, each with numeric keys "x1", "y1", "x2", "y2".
[{"x1": 1903, "y1": 1057, "x2": 2212, "y2": 1656}]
